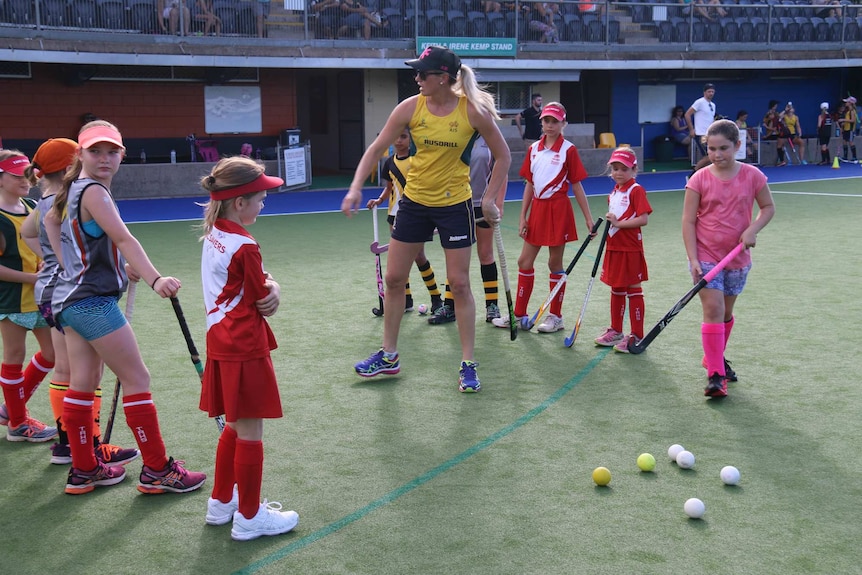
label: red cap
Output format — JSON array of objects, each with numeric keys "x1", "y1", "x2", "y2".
[
  {"x1": 539, "y1": 103, "x2": 566, "y2": 122},
  {"x1": 608, "y1": 148, "x2": 637, "y2": 168}
]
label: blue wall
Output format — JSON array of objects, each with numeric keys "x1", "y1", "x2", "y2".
[{"x1": 613, "y1": 69, "x2": 852, "y2": 160}]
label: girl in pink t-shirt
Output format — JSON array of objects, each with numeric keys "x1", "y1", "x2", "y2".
[{"x1": 683, "y1": 119, "x2": 775, "y2": 398}]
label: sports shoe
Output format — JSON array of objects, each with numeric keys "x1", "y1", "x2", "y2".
[
  {"x1": 354, "y1": 349, "x2": 400, "y2": 378},
  {"x1": 137, "y1": 457, "x2": 207, "y2": 494},
  {"x1": 7, "y1": 417, "x2": 58, "y2": 443},
  {"x1": 231, "y1": 500, "x2": 299, "y2": 541},
  {"x1": 458, "y1": 360, "x2": 481, "y2": 393},
  {"x1": 95, "y1": 440, "x2": 141, "y2": 466},
  {"x1": 614, "y1": 334, "x2": 641, "y2": 354},
  {"x1": 65, "y1": 462, "x2": 126, "y2": 494},
  {"x1": 485, "y1": 303, "x2": 501, "y2": 322},
  {"x1": 537, "y1": 313, "x2": 565, "y2": 333},
  {"x1": 776, "y1": 160, "x2": 786, "y2": 167},
  {"x1": 704, "y1": 373, "x2": 728, "y2": 398},
  {"x1": 427, "y1": 304, "x2": 455, "y2": 324},
  {"x1": 491, "y1": 314, "x2": 528, "y2": 329},
  {"x1": 700, "y1": 356, "x2": 737, "y2": 382},
  {"x1": 430, "y1": 297, "x2": 444, "y2": 313},
  {"x1": 0, "y1": 403, "x2": 8, "y2": 426},
  {"x1": 50, "y1": 442, "x2": 72, "y2": 464},
  {"x1": 206, "y1": 486, "x2": 239, "y2": 526},
  {"x1": 405, "y1": 295, "x2": 414, "y2": 312},
  {"x1": 594, "y1": 328, "x2": 624, "y2": 347}
]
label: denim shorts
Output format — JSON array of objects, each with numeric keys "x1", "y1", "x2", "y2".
[
  {"x1": 698, "y1": 261, "x2": 751, "y2": 296},
  {"x1": 56, "y1": 296, "x2": 127, "y2": 341}
]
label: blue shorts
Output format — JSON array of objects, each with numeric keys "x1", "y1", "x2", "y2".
[
  {"x1": 57, "y1": 296, "x2": 127, "y2": 341},
  {"x1": 698, "y1": 261, "x2": 751, "y2": 296},
  {"x1": 392, "y1": 196, "x2": 475, "y2": 249},
  {"x1": 473, "y1": 206, "x2": 491, "y2": 229}
]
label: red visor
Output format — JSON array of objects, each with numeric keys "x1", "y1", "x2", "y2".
[{"x1": 210, "y1": 173, "x2": 284, "y2": 201}]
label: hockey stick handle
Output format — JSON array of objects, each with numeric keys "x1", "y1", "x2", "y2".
[
  {"x1": 372, "y1": 205, "x2": 380, "y2": 244},
  {"x1": 564, "y1": 221, "x2": 611, "y2": 346},
  {"x1": 628, "y1": 243, "x2": 745, "y2": 355},
  {"x1": 589, "y1": 220, "x2": 611, "y2": 277}
]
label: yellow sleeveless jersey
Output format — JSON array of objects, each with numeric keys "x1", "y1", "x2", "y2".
[
  {"x1": 0, "y1": 199, "x2": 39, "y2": 313},
  {"x1": 406, "y1": 95, "x2": 478, "y2": 207}
]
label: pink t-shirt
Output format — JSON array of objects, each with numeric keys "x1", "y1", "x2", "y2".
[{"x1": 687, "y1": 163, "x2": 767, "y2": 268}]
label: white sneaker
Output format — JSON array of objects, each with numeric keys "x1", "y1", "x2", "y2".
[
  {"x1": 206, "y1": 486, "x2": 239, "y2": 526},
  {"x1": 491, "y1": 314, "x2": 528, "y2": 329},
  {"x1": 537, "y1": 313, "x2": 565, "y2": 333},
  {"x1": 231, "y1": 500, "x2": 299, "y2": 541}
]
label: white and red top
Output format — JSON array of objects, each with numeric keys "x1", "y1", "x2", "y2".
[
  {"x1": 607, "y1": 178, "x2": 652, "y2": 252},
  {"x1": 201, "y1": 218, "x2": 276, "y2": 361},
  {"x1": 520, "y1": 136, "x2": 588, "y2": 199}
]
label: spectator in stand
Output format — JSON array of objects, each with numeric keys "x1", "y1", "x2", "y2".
[
  {"x1": 670, "y1": 106, "x2": 691, "y2": 147},
  {"x1": 194, "y1": 0, "x2": 221, "y2": 35},
  {"x1": 814, "y1": 0, "x2": 842, "y2": 18},
  {"x1": 337, "y1": 0, "x2": 385, "y2": 39},
  {"x1": 696, "y1": 0, "x2": 726, "y2": 21},
  {"x1": 310, "y1": 0, "x2": 341, "y2": 39},
  {"x1": 158, "y1": 0, "x2": 191, "y2": 34},
  {"x1": 578, "y1": 0, "x2": 604, "y2": 16},
  {"x1": 529, "y1": 2, "x2": 560, "y2": 43}
]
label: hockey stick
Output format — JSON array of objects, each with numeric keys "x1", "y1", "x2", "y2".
[
  {"x1": 525, "y1": 218, "x2": 603, "y2": 331},
  {"x1": 102, "y1": 280, "x2": 137, "y2": 444},
  {"x1": 493, "y1": 223, "x2": 518, "y2": 341},
  {"x1": 170, "y1": 296, "x2": 225, "y2": 432},
  {"x1": 628, "y1": 243, "x2": 745, "y2": 355},
  {"x1": 564, "y1": 220, "x2": 611, "y2": 347},
  {"x1": 371, "y1": 207, "x2": 385, "y2": 317}
]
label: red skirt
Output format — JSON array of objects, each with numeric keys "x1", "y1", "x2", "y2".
[
  {"x1": 600, "y1": 249, "x2": 649, "y2": 286},
  {"x1": 525, "y1": 193, "x2": 578, "y2": 247},
  {"x1": 200, "y1": 355, "x2": 283, "y2": 421}
]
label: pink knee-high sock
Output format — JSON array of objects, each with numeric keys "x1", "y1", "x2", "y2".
[
  {"x1": 514, "y1": 269, "x2": 535, "y2": 317},
  {"x1": 212, "y1": 425, "x2": 238, "y2": 503},
  {"x1": 702, "y1": 322, "x2": 726, "y2": 376},
  {"x1": 724, "y1": 316, "x2": 735, "y2": 349}
]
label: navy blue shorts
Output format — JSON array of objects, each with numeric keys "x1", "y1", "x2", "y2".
[
  {"x1": 392, "y1": 196, "x2": 475, "y2": 249},
  {"x1": 473, "y1": 205, "x2": 491, "y2": 229}
]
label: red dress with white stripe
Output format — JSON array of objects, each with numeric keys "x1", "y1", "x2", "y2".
[
  {"x1": 520, "y1": 135, "x2": 588, "y2": 246},
  {"x1": 600, "y1": 178, "x2": 652, "y2": 286},
  {"x1": 200, "y1": 218, "x2": 282, "y2": 421}
]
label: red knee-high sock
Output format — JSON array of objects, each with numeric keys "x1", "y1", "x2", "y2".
[
  {"x1": 122, "y1": 392, "x2": 168, "y2": 470},
  {"x1": 549, "y1": 272, "x2": 566, "y2": 317},
  {"x1": 22, "y1": 351, "x2": 54, "y2": 400},
  {"x1": 514, "y1": 268, "x2": 535, "y2": 317},
  {"x1": 610, "y1": 288, "x2": 627, "y2": 333},
  {"x1": 235, "y1": 439, "x2": 264, "y2": 520},
  {"x1": 64, "y1": 390, "x2": 97, "y2": 471},
  {"x1": 723, "y1": 315, "x2": 735, "y2": 350},
  {"x1": 49, "y1": 380, "x2": 70, "y2": 444},
  {"x1": 702, "y1": 323, "x2": 726, "y2": 376},
  {"x1": 212, "y1": 425, "x2": 238, "y2": 502},
  {"x1": 1, "y1": 363, "x2": 27, "y2": 427},
  {"x1": 628, "y1": 287, "x2": 645, "y2": 338}
]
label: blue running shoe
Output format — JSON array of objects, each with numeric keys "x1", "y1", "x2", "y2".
[
  {"x1": 458, "y1": 361, "x2": 481, "y2": 393},
  {"x1": 355, "y1": 349, "x2": 400, "y2": 377}
]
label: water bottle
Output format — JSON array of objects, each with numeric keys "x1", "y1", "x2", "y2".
[
  {"x1": 140, "y1": 149, "x2": 146, "y2": 164},
  {"x1": 170, "y1": 149, "x2": 177, "y2": 164}
]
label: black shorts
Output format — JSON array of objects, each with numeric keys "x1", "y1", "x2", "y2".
[
  {"x1": 473, "y1": 205, "x2": 491, "y2": 229},
  {"x1": 392, "y1": 196, "x2": 475, "y2": 249}
]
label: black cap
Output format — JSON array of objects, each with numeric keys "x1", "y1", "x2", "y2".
[
  {"x1": 405, "y1": 46, "x2": 462, "y2": 80},
  {"x1": 703, "y1": 83, "x2": 715, "y2": 91}
]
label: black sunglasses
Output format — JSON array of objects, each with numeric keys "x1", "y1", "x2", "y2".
[{"x1": 415, "y1": 70, "x2": 445, "y2": 80}]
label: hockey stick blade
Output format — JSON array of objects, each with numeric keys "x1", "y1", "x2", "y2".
[{"x1": 628, "y1": 243, "x2": 745, "y2": 354}]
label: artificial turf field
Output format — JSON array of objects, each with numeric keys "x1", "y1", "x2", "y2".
[{"x1": 2, "y1": 174, "x2": 861, "y2": 575}]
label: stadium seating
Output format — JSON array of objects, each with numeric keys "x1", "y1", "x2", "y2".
[
  {"x1": 97, "y1": 0, "x2": 126, "y2": 28},
  {"x1": 71, "y1": 0, "x2": 98, "y2": 28},
  {"x1": 129, "y1": 0, "x2": 158, "y2": 32},
  {"x1": 213, "y1": 0, "x2": 239, "y2": 34},
  {"x1": 41, "y1": 0, "x2": 70, "y2": 27}
]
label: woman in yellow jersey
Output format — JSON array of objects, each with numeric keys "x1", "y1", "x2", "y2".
[{"x1": 341, "y1": 46, "x2": 511, "y2": 393}]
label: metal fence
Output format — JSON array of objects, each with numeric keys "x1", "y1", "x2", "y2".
[{"x1": 2, "y1": 0, "x2": 861, "y2": 46}]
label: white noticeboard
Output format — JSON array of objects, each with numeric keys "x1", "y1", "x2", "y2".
[
  {"x1": 283, "y1": 147, "x2": 306, "y2": 188},
  {"x1": 204, "y1": 86, "x2": 262, "y2": 134},
  {"x1": 736, "y1": 135, "x2": 747, "y2": 160},
  {"x1": 638, "y1": 85, "x2": 677, "y2": 125}
]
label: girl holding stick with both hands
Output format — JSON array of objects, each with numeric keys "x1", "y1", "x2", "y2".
[
  {"x1": 683, "y1": 119, "x2": 775, "y2": 398},
  {"x1": 342, "y1": 46, "x2": 510, "y2": 393}
]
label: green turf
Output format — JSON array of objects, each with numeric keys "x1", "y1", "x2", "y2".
[{"x1": 3, "y1": 178, "x2": 861, "y2": 574}]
